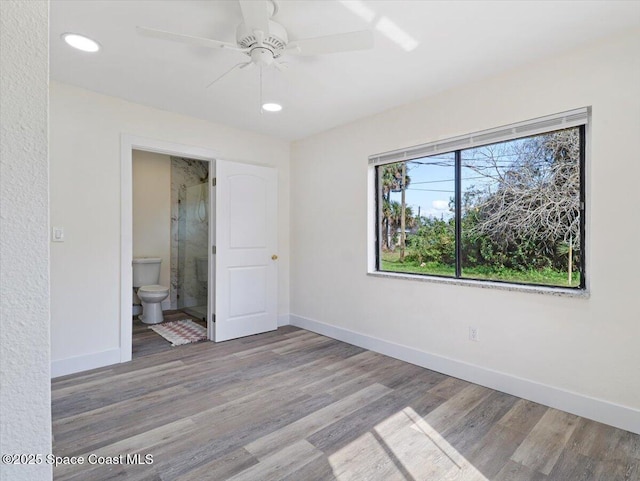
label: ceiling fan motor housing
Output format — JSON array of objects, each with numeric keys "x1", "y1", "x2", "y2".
[
  {"x1": 236, "y1": 20, "x2": 288, "y2": 58},
  {"x1": 250, "y1": 47, "x2": 275, "y2": 66}
]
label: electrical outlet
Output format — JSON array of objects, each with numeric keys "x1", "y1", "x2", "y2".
[{"x1": 469, "y1": 326, "x2": 479, "y2": 342}]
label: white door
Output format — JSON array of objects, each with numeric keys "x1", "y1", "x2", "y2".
[{"x1": 214, "y1": 159, "x2": 278, "y2": 342}]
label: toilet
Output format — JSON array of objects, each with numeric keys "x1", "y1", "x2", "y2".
[{"x1": 132, "y1": 257, "x2": 170, "y2": 325}]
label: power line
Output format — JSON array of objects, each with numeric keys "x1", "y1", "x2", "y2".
[
  {"x1": 406, "y1": 188, "x2": 455, "y2": 193},
  {"x1": 410, "y1": 175, "x2": 486, "y2": 185}
]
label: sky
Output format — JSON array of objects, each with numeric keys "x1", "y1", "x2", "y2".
[
  {"x1": 392, "y1": 153, "x2": 456, "y2": 220},
  {"x1": 386, "y1": 138, "x2": 530, "y2": 221}
]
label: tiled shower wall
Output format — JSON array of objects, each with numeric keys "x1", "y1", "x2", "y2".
[{"x1": 170, "y1": 157, "x2": 209, "y2": 310}]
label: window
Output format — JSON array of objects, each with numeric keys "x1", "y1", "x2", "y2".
[{"x1": 372, "y1": 109, "x2": 587, "y2": 290}]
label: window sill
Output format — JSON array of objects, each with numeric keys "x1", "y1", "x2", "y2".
[{"x1": 367, "y1": 271, "x2": 590, "y2": 299}]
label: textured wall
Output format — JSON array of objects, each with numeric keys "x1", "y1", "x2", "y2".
[{"x1": 0, "y1": 1, "x2": 52, "y2": 480}]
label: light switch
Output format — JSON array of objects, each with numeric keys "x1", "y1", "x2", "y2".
[{"x1": 52, "y1": 226, "x2": 64, "y2": 242}]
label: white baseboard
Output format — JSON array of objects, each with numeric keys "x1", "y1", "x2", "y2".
[
  {"x1": 53, "y1": 315, "x2": 290, "y2": 378},
  {"x1": 278, "y1": 314, "x2": 291, "y2": 327},
  {"x1": 51, "y1": 348, "x2": 120, "y2": 378},
  {"x1": 290, "y1": 314, "x2": 640, "y2": 435}
]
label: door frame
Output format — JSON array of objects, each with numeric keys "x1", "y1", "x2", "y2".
[{"x1": 120, "y1": 134, "x2": 218, "y2": 363}]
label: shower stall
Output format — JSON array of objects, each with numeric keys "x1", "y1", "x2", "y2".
[{"x1": 170, "y1": 157, "x2": 209, "y2": 321}]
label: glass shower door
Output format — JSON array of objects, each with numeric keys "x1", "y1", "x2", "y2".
[{"x1": 177, "y1": 181, "x2": 209, "y2": 321}]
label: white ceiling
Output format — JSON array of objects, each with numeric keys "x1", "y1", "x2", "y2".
[{"x1": 50, "y1": 0, "x2": 640, "y2": 140}]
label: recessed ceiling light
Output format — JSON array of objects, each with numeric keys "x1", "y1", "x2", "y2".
[
  {"x1": 62, "y1": 33, "x2": 100, "y2": 53},
  {"x1": 262, "y1": 103, "x2": 283, "y2": 112}
]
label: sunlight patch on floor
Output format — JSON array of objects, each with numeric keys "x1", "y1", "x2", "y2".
[{"x1": 328, "y1": 407, "x2": 489, "y2": 481}]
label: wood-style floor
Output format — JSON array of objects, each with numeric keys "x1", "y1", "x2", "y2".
[
  {"x1": 132, "y1": 311, "x2": 207, "y2": 359},
  {"x1": 52, "y1": 325, "x2": 640, "y2": 481}
]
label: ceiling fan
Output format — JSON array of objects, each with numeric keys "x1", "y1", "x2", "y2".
[{"x1": 137, "y1": 0, "x2": 374, "y2": 87}]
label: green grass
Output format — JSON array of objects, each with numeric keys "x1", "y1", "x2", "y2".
[{"x1": 381, "y1": 251, "x2": 581, "y2": 288}]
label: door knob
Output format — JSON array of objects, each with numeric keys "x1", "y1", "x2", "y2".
[{"x1": 271, "y1": 254, "x2": 278, "y2": 260}]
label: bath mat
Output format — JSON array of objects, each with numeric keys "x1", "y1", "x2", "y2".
[{"x1": 149, "y1": 319, "x2": 207, "y2": 346}]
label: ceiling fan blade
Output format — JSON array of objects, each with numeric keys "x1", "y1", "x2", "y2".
[
  {"x1": 239, "y1": 0, "x2": 271, "y2": 34},
  {"x1": 206, "y1": 62, "x2": 251, "y2": 88},
  {"x1": 137, "y1": 26, "x2": 248, "y2": 53},
  {"x1": 287, "y1": 30, "x2": 373, "y2": 56}
]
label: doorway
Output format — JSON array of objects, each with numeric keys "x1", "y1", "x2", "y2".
[
  {"x1": 120, "y1": 136, "x2": 217, "y2": 363},
  {"x1": 121, "y1": 136, "x2": 279, "y2": 364},
  {"x1": 131, "y1": 151, "x2": 212, "y2": 357}
]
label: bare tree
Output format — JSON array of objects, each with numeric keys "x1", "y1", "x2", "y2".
[{"x1": 465, "y1": 129, "x2": 581, "y2": 273}]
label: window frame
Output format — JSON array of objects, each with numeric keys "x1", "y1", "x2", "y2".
[{"x1": 369, "y1": 109, "x2": 589, "y2": 294}]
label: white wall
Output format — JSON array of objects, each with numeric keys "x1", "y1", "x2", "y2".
[
  {"x1": 291, "y1": 29, "x2": 640, "y2": 433},
  {"x1": 50, "y1": 81, "x2": 290, "y2": 373},
  {"x1": 132, "y1": 150, "x2": 171, "y2": 291},
  {"x1": 0, "y1": 1, "x2": 52, "y2": 479}
]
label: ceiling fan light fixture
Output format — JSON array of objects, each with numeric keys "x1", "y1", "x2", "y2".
[
  {"x1": 62, "y1": 33, "x2": 100, "y2": 52},
  {"x1": 262, "y1": 102, "x2": 283, "y2": 112}
]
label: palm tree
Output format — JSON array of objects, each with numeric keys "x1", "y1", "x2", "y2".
[
  {"x1": 380, "y1": 163, "x2": 411, "y2": 251},
  {"x1": 386, "y1": 200, "x2": 416, "y2": 250}
]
